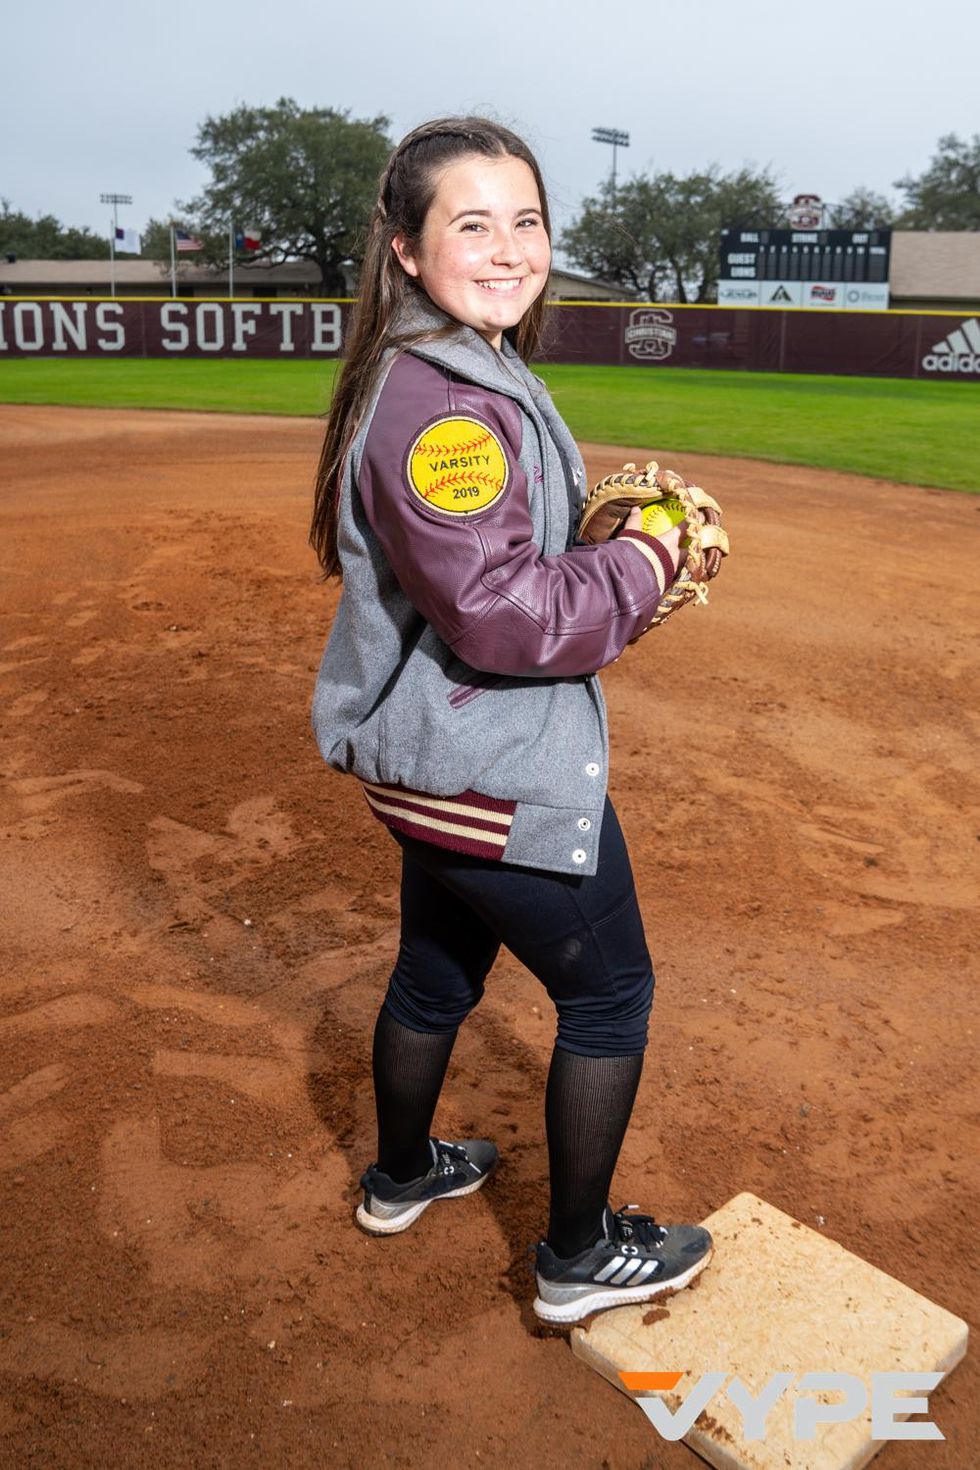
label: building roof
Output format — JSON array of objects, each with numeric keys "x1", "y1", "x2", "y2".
[
  {"x1": 548, "y1": 266, "x2": 632, "y2": 299},
  {"x1": 0, "y1": 258, "x2": 326, "y2": 287},
  {"x1": 0, "y1": 259, "x2": 629, "y2": 299},
  {"x1": 3, "y1": 236, "x2": 978, "y2": 303},
  {"x1": 889, "y1": 232, "x2": 980, "y2": 300}
]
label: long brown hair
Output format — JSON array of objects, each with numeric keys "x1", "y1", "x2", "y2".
[{"x1": 309, "y1": 116, "x2": 552, "y2": 578}]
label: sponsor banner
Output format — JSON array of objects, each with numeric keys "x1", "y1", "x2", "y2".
[
  {"x1": 921, "y1": 316, "x2": 980, "y2": 375},
  {"x1": 2, "y1": 297, "x2": 977, "y2": 380},
  {"x1": 760, "y1": 281, "x2": 803, "y2": 307},
  {"x1": 547, "y1": 306, "x2": 976, "y2": 381},
  {"x1": 0, "y1": 298, "x2": 350, "y2": 357},
  {"x1": 843, "y1": 283, "x2": 890, "y2": 311},
  {"x1": 717, "y1": 281, "x2": 761, "y2": 307},
  {"x1": 802, "y1": 281, "x2": 842, "y2": 309}
]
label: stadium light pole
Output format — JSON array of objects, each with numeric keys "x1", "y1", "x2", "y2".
[
  {"x1": 591, "y1": 128, "x2": 630, "y2": 196},
  {"x1": 100, "y1": 191, "x2": 133, "y2": 299}
]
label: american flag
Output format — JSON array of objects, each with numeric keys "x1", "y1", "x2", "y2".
[{"x1": 174, "y1": 228, "x2": 203, "y2": 252}]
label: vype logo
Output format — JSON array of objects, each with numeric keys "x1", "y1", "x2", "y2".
[{"x1": 619, "y1": 1370, "x2": 944, "y2": 1442}]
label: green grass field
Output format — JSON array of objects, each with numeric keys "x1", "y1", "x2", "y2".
[{"x1": 0, "y1": 358, "x2": 976, "y2": 491}]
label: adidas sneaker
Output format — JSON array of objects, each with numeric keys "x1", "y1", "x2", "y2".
[
  {"x1": 532, "y1": 1203, "x2": 713, "y2": 1325},
  {"x1": 356, "y1": 1135, "x2": 498, "y2": 1235}
]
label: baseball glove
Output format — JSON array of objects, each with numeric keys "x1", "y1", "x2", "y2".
[{"x1": 577, "y1": 460, "x2": 730, "y2": 630}]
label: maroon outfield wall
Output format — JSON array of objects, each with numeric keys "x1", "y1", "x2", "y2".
[{"x1": 1, "y1": 297, "x2": 978, "y2": 381}]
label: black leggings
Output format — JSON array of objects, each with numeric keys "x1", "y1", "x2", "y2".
[{"x1": 383, "y1": 797, "x2": 655, "y2": 1058}]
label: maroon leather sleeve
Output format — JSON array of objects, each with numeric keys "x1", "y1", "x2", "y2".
[{"x1": 355, "y1": 354, "x2": 671, "y2": 677}]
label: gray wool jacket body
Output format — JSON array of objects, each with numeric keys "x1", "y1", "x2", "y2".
[{"x1": 310, "y1": 290, "x2": 671, "y2": 877}]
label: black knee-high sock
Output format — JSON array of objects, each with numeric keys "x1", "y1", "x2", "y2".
[
  {"x1": 544, "y1": 1047, "x2": 644, "y2": 1258},
  {"x1": 371, "y1": 1004, "x2": 458, "y2": 1183}
]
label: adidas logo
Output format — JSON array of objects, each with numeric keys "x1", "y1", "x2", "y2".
[
  {"x1": 922, "y1": 318, "x2": 980, "y2": 374},
  {"x1": 592, "y1": 1252, "x2": 663, "y2": 1286}
]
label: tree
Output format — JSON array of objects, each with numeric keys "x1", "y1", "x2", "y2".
[
  {"x1": 827, "y1": 188, "x2": 895, "y2": 230},
  {"x1": 179, "y1": 99, "x2": 392, "y2": 292},
  {"x1": 895, "y1": 133, "x2": 980, "y2": 229},
  {"x1": 140, "y1": 218, "x2": 176, "y2": 262},
  {"x1": 559, "y1": 165, "x2": 784, "y2": 303},
  {"x1": 0, "y1": 200, "x2": 109, "y2": 259}
]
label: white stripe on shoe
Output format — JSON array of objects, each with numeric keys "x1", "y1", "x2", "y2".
[
  {"x1": 609, "y1": 1260, "x2": 647, "y2": 1285},
  {"x1": 532, "y1": 1246, "x2": 714, "y2": 1326},
  {"x1": 594, "y1": 1255, "x2": 628, "y2": 1281},
  {"x1": 630, "y1": 1258, "x2": 661, "y2": 1283}
]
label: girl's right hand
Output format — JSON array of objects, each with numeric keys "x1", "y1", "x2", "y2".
[{"x1": 623, "y1": 506, "x2": 690, "y2": 582}]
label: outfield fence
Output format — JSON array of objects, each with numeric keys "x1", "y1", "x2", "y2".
[{"x1": 1, "y1": 297, "x2": 978, "y2": 381}]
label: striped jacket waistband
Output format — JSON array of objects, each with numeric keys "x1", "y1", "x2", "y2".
[{"x1": 361, "y1": 780, "x2": 516, "y2": 861}]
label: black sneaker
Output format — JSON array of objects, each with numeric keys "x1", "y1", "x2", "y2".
[
  {"x1": 356, "y1": 1136, "x2": 498, "y2": 1235},
  {"x1": 532, "y1": 1203, "x2": 713, "y2": 1325}
]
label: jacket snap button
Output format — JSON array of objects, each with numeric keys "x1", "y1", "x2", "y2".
[
  {"x1": 577, "y1": 817, "x2": 591, "y2": 831},
  {"x1": 585, "y1": 762, "x2": 600, "y2": 777},
  {"x1": 572, "y1": 849, "x2": 587, "y2": 864}
]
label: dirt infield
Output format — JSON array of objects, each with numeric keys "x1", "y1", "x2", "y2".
[{"x1": 0, "y1": 404, "x2": 976, "y2": 1469}]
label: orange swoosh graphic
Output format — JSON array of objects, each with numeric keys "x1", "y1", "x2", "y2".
[{"x1": 619, "y1": 1372, "x2": 684, "y2": 1392}]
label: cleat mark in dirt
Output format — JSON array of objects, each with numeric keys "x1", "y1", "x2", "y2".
[
  {"x1": 65, "y1": 607, "x2": 99, "y2": 628},
  {"x1": 2, "y1": 635, "x2": 47, "y2": 652},
  {"x1": 0, "y1": 656, "x2": 51, "y2": 676},
  {"x1": 797, "y1": 821, "x2": 885, "y2": 856},
  {"x1": 98, "y1": 1117, "x2": 348, "y2": 1292},
  {"x1": 8, "y1": 688, "x2": 49, "y2": 717},
  {"x1": 6, "y1": 769, "x2": 144, "y2": 814},
  {"x1": 0, "y1": 1062, "x2": 67, "y2": 1118},
  {"x1": 152, "y1": 1048, "x2": 306, "y2": 1109},
  {"x1": 146, "y1": 795, "x2": 298, "y2": 881},
  {"x1": 0, "y1": 993, "x2": 119, "y2": 1039},
  {"x1": 127, "y1": 980, "x2": 304, "y2": 1052},
  {"x1": 1, "y1": 1109, "x2": 75, "y2": 1169},
  {"x1": 0, "y1": 1322, "x2": 213, "y2": 1399}
]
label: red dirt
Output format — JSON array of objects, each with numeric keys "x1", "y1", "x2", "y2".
[{"x1": 0, "y1": 405, "x2": 976, "y2": 1469}]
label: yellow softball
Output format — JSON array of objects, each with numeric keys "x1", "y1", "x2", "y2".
[{"x1": 640, "y1": 496, "x2": 688, "y2": 536}]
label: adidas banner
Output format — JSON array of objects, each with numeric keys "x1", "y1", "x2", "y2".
[{"x1": 921, "y1": 318, "x2": 980, "y2": 375}]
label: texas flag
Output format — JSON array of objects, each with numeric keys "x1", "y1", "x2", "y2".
[
  {"x1": 234, "y1": 227, "x2": 262, "y2": 251},
  {"x1": 114, "y1": 226, "x2": 141, "y2": 254}
]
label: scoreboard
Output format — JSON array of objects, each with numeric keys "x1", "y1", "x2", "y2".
[{"x1": 718, "y1": 228, "x2": 892, "y2": 310}]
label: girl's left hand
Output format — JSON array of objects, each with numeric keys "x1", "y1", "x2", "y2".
[{"x1": 623, "y1": 505, "x2": 689, "y2": 581}]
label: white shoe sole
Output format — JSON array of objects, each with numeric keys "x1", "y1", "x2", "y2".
[
  {"x1": 532, "y1": 1245, "x2": 713, "y2": 1325},
  {"x1": 355, "y1": 1167, "x2": 494, "y2": 1236}
]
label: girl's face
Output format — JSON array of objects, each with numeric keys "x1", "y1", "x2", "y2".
[{"x1": 392, "y1": 154, "x2": 551, "y2": 349}]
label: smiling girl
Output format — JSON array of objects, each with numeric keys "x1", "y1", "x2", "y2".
[{"x1": 309, "y1": 117, "x2": 713, "y2": 1325}]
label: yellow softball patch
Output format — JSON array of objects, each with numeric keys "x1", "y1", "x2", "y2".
[{"x1": 407, "y1": 416, "x2": 509, "y2": 515}]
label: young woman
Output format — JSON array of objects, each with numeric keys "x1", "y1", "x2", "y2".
[{"x1": 309, "y1": 117, "x2": 713, "y2": 1326}]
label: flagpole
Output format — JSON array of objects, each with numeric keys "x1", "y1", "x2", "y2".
[
  {"x1": 170, "y1": 225, "x2": 177, "y2": 299},
  {"x1": 229, "y1": 221, "x2": 234, "y2": 300},
  {"x1": 100, "y1": 191, "x2": 131, "y2": 300}
]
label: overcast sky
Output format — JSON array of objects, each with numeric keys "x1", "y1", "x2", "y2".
[{"x1": 5, "y1": 0, "x2": 978, "y2": 256}]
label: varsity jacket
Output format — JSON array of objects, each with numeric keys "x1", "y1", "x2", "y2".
[{"x1": 310, "y1": 290, "x2": 675, "y2": 877}]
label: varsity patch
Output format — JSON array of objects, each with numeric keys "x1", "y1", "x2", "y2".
[{"x1": 406, "y1": 416, "x2": 509, "y2": 515}]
